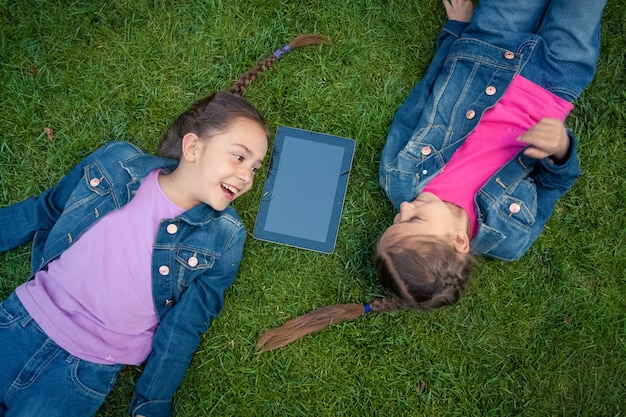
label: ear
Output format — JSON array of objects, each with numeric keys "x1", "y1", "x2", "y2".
[
  {"x1": 181, "y1": 133, "x2": 201, "y2": 162},
  {"x1": 452, "y1": 231, "x2": 470, "y2": 254}
]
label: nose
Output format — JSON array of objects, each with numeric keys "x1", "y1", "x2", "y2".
[
  {"x1": 238, "y1": 168, "x2": 252, "y2": 185},
  {"x1": 397, "y1": 201, "x2": 416, "y2": 221}
]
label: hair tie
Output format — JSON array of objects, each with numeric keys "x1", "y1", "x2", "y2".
[
  {"x1": 273, "y1": 44, "x2": 291, "y2": 59},
  {"x1": 363, "y1": 303, "x2": 372, "y2": 314}
]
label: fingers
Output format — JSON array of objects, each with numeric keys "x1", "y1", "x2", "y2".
[
  {"x1": 518, "y1": 118, "x2": 569, "y2": 160},
  {"x1": 443, "y1": 0, "x2": 474, "y2": 22}
]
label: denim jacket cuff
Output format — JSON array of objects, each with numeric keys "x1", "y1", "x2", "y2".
[
  {"x1": 129, "y1": 396, "x2": 173, "y2": 417},
  {"x1": 441, "y1": 19, "x2": 469, "y2": 38},
  {"x1": 540, "y1": 129, "x2": 578, "y2": 171}
]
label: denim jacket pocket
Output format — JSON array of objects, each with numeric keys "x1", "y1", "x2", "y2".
[
  {"x1": 496, "y1": 178, "x2": 537, "y2": 227},
  {"x1": 174, "y1": 248, "x2": 217, "y2": 293},
  {"x1": 497, "y1": 196, "x2": 534, "y2": 227},
  {"x1": 63, "y1": 162, "x2": 113, "y2": 212}
]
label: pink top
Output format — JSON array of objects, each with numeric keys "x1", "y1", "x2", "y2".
[
  {"x1": 17, "y1": 169, "x2": 185, "y2": 365},
  {"x1": 423, "y1": 75, "x2": 573, "y2": 238}
]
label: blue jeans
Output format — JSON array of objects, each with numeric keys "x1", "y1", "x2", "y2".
[
  {"x1": 0, "y1": 292, "x2": 122, "y2": 417},
  {"x1": 463, "y1": 0, "x2": 606, "y2": 101}
]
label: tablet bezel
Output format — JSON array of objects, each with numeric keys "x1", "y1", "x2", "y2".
[{"x1": 253, "y1": 126, "x2": 355, "y2": 253}]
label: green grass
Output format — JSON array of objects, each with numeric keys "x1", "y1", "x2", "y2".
[{"x1": 1, "y1": 0, "x2": 625, "y2": 416}]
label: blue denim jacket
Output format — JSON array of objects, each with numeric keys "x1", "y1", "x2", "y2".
[
  {"x1": 0, "y1": 141, "x2": 246, "y2": 416},
  {"x1": 380, "y1": 21, "x2": 581, "y2": 261}
]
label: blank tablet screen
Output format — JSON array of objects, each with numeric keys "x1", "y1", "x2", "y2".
[{"x1": 253, "y1": 126, "x2": 355, "y2": 253}]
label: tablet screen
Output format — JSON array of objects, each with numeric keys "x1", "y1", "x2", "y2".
[{"x1": 253, "y1": 126, "x2": 355, "y2": 253}]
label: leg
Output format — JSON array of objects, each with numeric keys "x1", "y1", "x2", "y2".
[
  {"x1": 522, "y1": 0, "x2": 607, "y2": 101},
  {"x1": 0, "y1": 293, "x2": 121, "y2": 417},
  {"x1": 464, "y1": 0, "x2": 550, "y2": 38}
]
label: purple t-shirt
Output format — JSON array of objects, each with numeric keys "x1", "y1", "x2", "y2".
[
  {"x1": 424, "y1": 75, "x2": 573, "y2": 238},
  {"x1": 17, "y1": 169, "x2": 185, "y2": 365}
]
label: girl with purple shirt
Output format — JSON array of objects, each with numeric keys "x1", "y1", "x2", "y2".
[
  {"x1": 0, "y1": 35, "x2": 326, "y2": 417},
  {"x1": 257, "y1": 0, "x2": 607, "y2": 351}
]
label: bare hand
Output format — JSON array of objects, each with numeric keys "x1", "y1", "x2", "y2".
[
  {"x1": 517, "y1": 118, "x2": 570, "y2": 162},
  {"x1": 442, "y1": 0, "x2": 474, "y2": 23}
]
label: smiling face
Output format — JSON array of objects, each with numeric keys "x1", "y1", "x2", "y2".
[{"x1": 166, "y1": 117, "x2": 268, "y2": 211}]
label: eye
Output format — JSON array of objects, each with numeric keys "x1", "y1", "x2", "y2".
[
  {"x1": 233, "y1": 154, "x2": 244, "y2": 162},
  {"x1": 252, "y1": 167, "x2": 260, "y2": 174}
]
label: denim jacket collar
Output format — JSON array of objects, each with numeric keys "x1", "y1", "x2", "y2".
[{"x1": 121, "y1": 152, "x2": 221, "y2": 225}]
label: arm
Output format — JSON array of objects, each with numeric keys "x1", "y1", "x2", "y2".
[
  {"x1": 128, "y1": 232, "x2": 245, "y2": 417},
  {"x1": 0, "y1": 144, "x2": 109, "y2": 253},
  {"x1": 471, "y1": 120, "x2": 580, "y2": 260},
  {"x1": 519, "y1": 120, "x2": 580, "y2": 255}
]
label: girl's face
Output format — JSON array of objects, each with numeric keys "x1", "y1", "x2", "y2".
[
  {"x1": 182, "y1": 117, "x2": 268, "y2": 211},
  {"x1": 380, "y1": 192, "x2": 458, "y2": 248}
]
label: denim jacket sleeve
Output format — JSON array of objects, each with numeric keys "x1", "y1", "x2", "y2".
[
  {"x1": 526, "y1": 130, "x2": 580, "y2": 246},
  {"x1": 471, "y1": 130, "x2": 581, "y2": 260},
  {"x1": 379, "y1": 19, "x2": 469, "y2": 180},
  {"x1": 0, "y1": 143, "x2": 119, "y2": 269},
  {"x1": 128, "y1": 225, "x2": 246, "y2": 417}
]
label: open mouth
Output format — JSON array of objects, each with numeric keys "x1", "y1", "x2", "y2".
[{"x1": 221, "y1": 183, "x2": 238, "y2": 200}]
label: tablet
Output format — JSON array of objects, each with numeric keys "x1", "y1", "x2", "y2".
[{"x1": 253, "y1": 126, "x2": 356, "y2": 253}]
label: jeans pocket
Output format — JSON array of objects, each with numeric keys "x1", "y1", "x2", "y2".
[{"x1": 70, "y1": 357, "x2": 121, "y2": 399}]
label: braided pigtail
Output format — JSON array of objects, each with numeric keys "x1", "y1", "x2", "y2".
[
  {"x1": 229, "y1": 34, "x2": 329, "y2": 97},
  {"x1": 256, "y1": 294, "x2": 406, "y2": 352}
]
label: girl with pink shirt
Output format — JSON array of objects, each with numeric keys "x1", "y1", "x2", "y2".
[{"x1": 257, "y1": 0, "x2": 607, "y2": 351}]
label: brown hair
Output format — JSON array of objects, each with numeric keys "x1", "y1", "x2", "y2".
[
  {"x1": 375, "y1": 236, "x2": 474, "y2": 309},
  {"x1": 228, "y1": 34, "x2": 329, "y2": 97},
  {"x1": 257, "y1": 236, "x2": 474, "y2": 352},
  {"x1": 159, "y1": 34, "x2": 329, "y2": 160}
]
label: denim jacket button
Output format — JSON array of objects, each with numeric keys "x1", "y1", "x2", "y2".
[
  {"x1": 187, "y1": 256, "x2": 198, "y2": 267},
  {"x1": 159, "y1": 265, "x2": 170, "y2": 275},
  {"x1": 422, "y1": 169, "x2": 428, "y2": 175},
  {"x1": 166, "y1": 224, "x2": 178, "y2": 234},
  {"x1": 465, "y1": 109, "x2": 476, "y2": 119},
  {"x1": 164, "y1": 299, "x2": 174, "y2": 307},
  {"x1": 421, "y1": 146, "x2": 432, "y2": 156},
  {"x1": 485, "y1": 86, "x2": 496, "y2": 95},
  {"x1": 509, "y1": 203, "x2": 521, "y2": 214},
  {"x1": 504, "y1": 51, "x2": 515, "y2": 59},
  {"x1": 89, "y1": 178, "x2": 100, "y2": 187}
]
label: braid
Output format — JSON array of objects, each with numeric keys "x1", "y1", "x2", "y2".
[
  {"x1": 443, "y1": 273, "x2": 465, "y2": 292},
  {"x1": 229, "y1": 34, "x2": 329, "y2": 97},
  {"x1": 256, "y1": 295, "x2": 407, "y2": 352},
  {"x1": 368, "y1": 294, "x2": 408, "y2": 313}
]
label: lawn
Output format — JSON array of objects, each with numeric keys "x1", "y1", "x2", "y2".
[{"x1": 1, "y1": 0, "x2": 624, "y2": 416}]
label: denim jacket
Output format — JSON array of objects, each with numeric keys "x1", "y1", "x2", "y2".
[
  {"x1": 380, "y1": 21, "x2": 581, "y2": 261},
  {"x1": 0, "y1": 141, "x2": 246, "y2": 417}
]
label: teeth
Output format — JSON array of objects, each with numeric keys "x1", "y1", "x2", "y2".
[{"x1": 222, "y1": 184, "x2": 237, "y2": 194}]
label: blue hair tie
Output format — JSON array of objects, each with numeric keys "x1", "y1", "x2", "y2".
[
  {"x1": 363, "y1": 303, "x2": 372, "y2": 314},
  {"x1": 273, "y1": 44, "x2": 291, "y2": 59}
]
